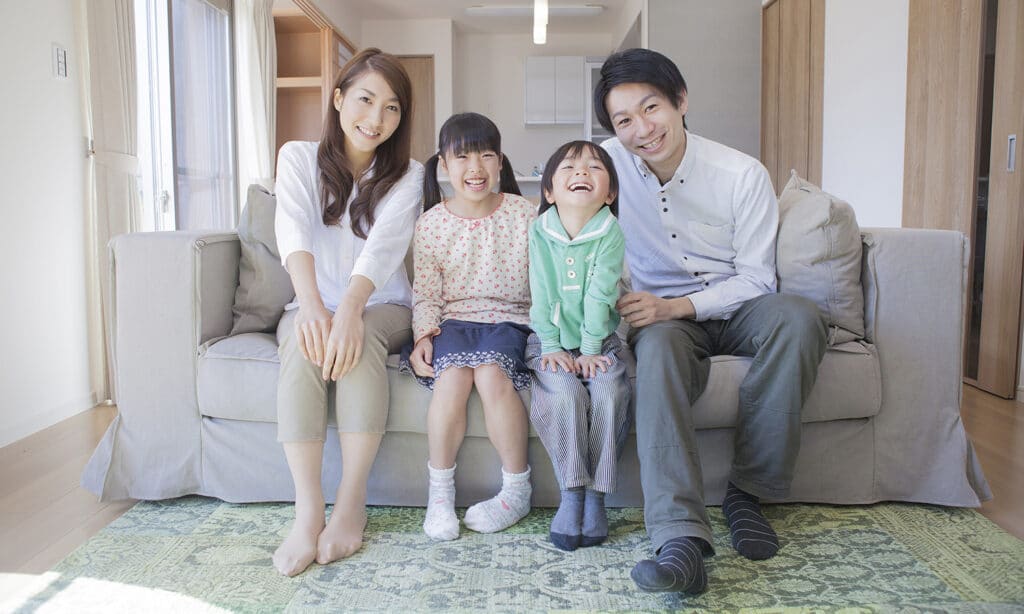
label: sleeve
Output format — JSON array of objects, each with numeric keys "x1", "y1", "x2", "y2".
[
  {"x1": 528, "y1": 227, "x2": 563, "y2": 354},
  {"x1": 274, "y1": 142, "x2": 316, "y2": 265},
  {"x1": 686, "y1": 162, "x2": 778, "y2": 321},
  {"x1": 411, "y1": 213, "x2": 444, "y2": 343},
  {"x1": 580, "y1": 223, "x2": 625, "y2": 355},
  {"x1": 351, "y1": 160, "x2": 425, "y2": 289}
]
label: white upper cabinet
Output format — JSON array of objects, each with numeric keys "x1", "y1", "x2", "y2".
[{"x1": 525, "y1": 56, "x2": 584, "y2": 124}]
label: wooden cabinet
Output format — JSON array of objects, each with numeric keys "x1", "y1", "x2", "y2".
[
  {"x1": 760, "y1": 0, "x2": 824, "y2": 189},
  {"x1": 524, "y1": 56, "x2": 584, "y2": 124},
  {"x1": 273, "y1": 1, "x2": 354, "y2": 161}
]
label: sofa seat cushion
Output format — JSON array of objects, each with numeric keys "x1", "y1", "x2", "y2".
[{"x1": 199, "y1": 334, "x2": 881, "y2": 438}]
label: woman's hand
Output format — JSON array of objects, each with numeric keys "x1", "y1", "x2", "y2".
[
  {"x1": 294, "y1": 303, "x2": 334, "y2": 367},
  {"x1": 539, "y1": 351, "x2": 577, "y2": 374},
  {"x1": 409, "y1": 337, "x2": 435, "y2": 378},
  {"x1": 575, "y1": 354, "x2": 612, "y2": 379},
  {"x1": 323, "y1": 301, "x2": 365, "y2": 381}
]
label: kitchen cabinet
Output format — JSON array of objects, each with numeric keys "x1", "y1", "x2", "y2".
[{"x1": 524, "y1": 56, "x2": 584, "y2": 124}]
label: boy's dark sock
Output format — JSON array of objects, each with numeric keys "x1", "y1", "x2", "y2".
[
  {"x1": 581, "y1": 489, "x2": 608, "y2": 547},
  {"x1": 630, "y1": 536, "x2": 707, "y2": 594},
  {"x1": 550, "y1": 488, "x2": 584, "y2": 551},
  {"x1": 723, "y1": 482, "x2": 779, "y2": 560}
]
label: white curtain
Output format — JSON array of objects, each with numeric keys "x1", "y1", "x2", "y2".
[
  {"x1": 83, "y1": 0, "x2": 139, "y2": 402},
  {"x1": 234, "y1": 0, "x2": 277, "y2": 201}
]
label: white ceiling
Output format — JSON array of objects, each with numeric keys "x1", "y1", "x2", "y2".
[{"x1": 313, "y1": 0, "x2": 629, "y2": 35}]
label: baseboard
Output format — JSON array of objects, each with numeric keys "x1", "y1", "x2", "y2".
[
  {"x1": 1018, "y1": 384, "x2": 1024, "y2": 403},
  {"x1": 0, "y1": 391, "x2": 98, "y2": 448}
]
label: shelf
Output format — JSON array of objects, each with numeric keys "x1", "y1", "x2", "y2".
[{"x1": 277, "y1": 76, "x2": 321, "y2": 89}]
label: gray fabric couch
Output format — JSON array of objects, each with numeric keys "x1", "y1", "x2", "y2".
[{"x1": 82, "y1": 217, "x2": 991, "y2": 509}]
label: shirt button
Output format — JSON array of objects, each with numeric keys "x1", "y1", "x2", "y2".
[
  {"x1": 683, "y1": 256, "x2": 688, "y2": 260},
  {"x1": 565, "y1": 257, "x2": 575, "y2": 265},
  {"x1": 671, "y1": 234, "x2": 677, "y2": 238},
  {"x1": 661, "y1": 198, "x2": 667, "y2": 203},
  {"x1": 680, "y1": 179, "x2": 685, "y2": 184},
  {"x1": 567, "y1": 270, "x2": 577, "y2": 279},
  {"x1": 663, "y1": 207, "x2": 668, "y2": 212}
]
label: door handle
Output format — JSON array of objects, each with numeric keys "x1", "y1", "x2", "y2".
[{"x1": 1009, "y1": 135, "x2": 1017, "y2": 173}]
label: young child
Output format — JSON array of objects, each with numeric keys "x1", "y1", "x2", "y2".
[
  {"x1": 401, "y1": 113, "x2": 536, "y2": 541},
  {"x1": 526, "y1": 140, "x2": 631, "y2": 551}
]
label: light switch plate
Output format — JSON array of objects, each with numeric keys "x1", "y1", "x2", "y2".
[{"x1": 53, "y1": 43, "x2": 68, "y2": 79}]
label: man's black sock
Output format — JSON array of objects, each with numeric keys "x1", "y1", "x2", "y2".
[
  {"x1": 723, "y1": 482, "x2": 779, "y2": 560},
  {"x1": 630, "y1": 536, "x2": 707, "y2": 594}
]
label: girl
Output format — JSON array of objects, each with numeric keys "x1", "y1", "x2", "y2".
[
  {"x1": 402, "y1": 113, "x2": 535, "y2": 541},
  {"x1": 526, "y1": 140, "x2": 631, "y2": 551},
  {"x1": 272, "y1": 48, "x2": 424, "y2": 576}
]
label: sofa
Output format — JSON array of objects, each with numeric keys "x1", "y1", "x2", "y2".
[{"x1": 82, "y1": 179, "x2": 991, "y2": 510}]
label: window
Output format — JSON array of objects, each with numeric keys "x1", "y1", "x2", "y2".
[{"x1": 135, "y1": 0, "x2": 237, "y2": 231}]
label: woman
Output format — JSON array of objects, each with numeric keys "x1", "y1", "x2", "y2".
[{"x1": 272, "y1": 48, "x2": 423, "y2": 577}]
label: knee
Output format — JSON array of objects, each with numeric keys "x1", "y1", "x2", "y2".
[
  {"x1": 474, "y1": 364, "x2": 515, "y2": 401},
  {"x1": 769, "y1": 294, "x2": 828, "y2": 347},
  {"x1": 633, "y1": 326, "x2": 694, "y2": 366}
]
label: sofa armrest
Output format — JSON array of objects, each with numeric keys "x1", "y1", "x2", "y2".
[
  {"x1": 859, "y1": 227, "x2": 989, "y2": 504},
  {"x1": 88, "y1": 230, "x2": 240, "y2": 500}
]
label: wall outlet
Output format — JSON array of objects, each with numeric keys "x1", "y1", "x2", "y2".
[{"x1": 53, "y1": 44, "x2": 68, "y2": 79}]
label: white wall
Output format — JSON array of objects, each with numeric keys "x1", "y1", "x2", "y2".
[
  {"x1": 647, "y1": 0, "x2": 762, "y2": 158},
  {"x1": 454, "y1": 32, "x2": 614, "y2": 175},
  {"x1": 821, "y1": 0, "x2": 909, "y2": 228},
  {"x1": 361, "y1": 19, "x2": 454, "y2": 138},
  {"x1": 0, "y1": 0, "x2": 94, "y2": 447}
]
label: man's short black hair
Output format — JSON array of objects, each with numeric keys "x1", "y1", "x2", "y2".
[{"x1": 594, "y1": 48, "x2": 688, "y2": 132}]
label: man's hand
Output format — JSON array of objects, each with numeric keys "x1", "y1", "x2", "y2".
[
  {"x1": 409, "y1": 337, "x2": 435, "y2": 378},
  {"x1": 616, "y1": 292, "x2": 694, "y2": 327},
  {"x1": 576, "y1": 354, "x2": 612, "y2": 379},
  {"x1": 539, "y1": 350, "x2": 576, "y2": 374}
]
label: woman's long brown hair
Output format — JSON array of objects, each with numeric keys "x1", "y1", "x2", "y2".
[{"x1": 317, "y1": 48, "x2": 413, "y2": 238}]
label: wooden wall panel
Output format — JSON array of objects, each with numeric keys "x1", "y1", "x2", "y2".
[
  {"x1": 777, "y1": 0, "x2": 811, "y2": 184},
  {"x1": 762, "y1": 1, "x2": 780, "y2": 188},
  {"x1": 977, "y1": 0, "x2": 1024, "y2": 396},
  {"x1": 903, "y1": 0, "x2": 986, "y2": 236},
  {"x1": 760, "y1": 0, "x2": 822, "y2": 192}
]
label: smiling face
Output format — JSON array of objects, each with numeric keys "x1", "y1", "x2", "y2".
[
  {"x1": 440, "y1": 148, "x2": 503, "y2": 206},
  {"x1": 334, "y1": 70, "x2": 402, "y2": 167},
  {"x1": 605, "y1": 82, "x2": 688, "y2": 183},
  {"x1": 543, "y1": 148, "x2": 616, "y2": 217}
]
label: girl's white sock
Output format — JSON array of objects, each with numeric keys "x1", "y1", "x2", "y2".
[
  {"x1": 424, "y1": 462, "x2": 459, "y2": 541},
  {"x1": 464, "y1": 465, "x2": 532, "y2": 533}
]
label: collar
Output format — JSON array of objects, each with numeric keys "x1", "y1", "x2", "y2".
[{"x1": 538, "y1": 206, "x2": 615, "y2": 245}]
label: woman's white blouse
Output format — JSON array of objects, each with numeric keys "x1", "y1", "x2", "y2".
[{"x1": 274, "y1": 141, "x2": 424, "y2": 312}]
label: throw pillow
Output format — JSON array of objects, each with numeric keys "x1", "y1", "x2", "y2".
[
  {"x1": 776, "y1": 171, "x2": 865, "y2": 345},
  {"x1": 230, "y1": 184, "x2": 295, "y2": 335}
]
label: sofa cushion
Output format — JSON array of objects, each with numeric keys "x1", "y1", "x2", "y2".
[
  {"x1": 230, "y1": 185, "x2": 294, "y2": 335},
  {"x1": 198, "y1": 336, "x2": 881, "y2": 437},
  {"x1": 777, "y1": 172, "x2": 865, "y2": 345}
]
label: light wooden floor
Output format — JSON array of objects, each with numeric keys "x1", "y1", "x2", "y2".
[{"x1": 0, "y1": 388, "x2": 1021, "y2": 573}]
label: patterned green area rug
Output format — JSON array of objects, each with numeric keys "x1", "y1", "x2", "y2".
[{"x1": 14, "y1": 497, "x2": 1024, "y2": 612}]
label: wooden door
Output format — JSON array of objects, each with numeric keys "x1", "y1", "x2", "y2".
[
  {"x1": 398, "y1": 56, "x2": 435, "y2": 164},
  {"x1": 976, "y1": 0, "x2": 1024, "y2": 397},
  {"x1": 760, "y1": 0, "x2": 824, "y2": 190},
  {"x1": 903, "y1": 0, "x2": 986, "y2": 236}
]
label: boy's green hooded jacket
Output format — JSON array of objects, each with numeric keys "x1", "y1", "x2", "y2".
[{"x1": 528, "y1": 205, "x2": 625, "y2": 355}]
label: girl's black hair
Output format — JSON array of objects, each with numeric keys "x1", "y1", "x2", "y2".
[
  {"x1": 423, "y1": 113, "x2": 522, "y2": 210},
  {"x1": 538, "y1": 140, "x2": 619, "y2": 217}
]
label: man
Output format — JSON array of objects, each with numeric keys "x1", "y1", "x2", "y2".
[{"x1": 596, "y1": 48, "x2": 827, "y2": 594}]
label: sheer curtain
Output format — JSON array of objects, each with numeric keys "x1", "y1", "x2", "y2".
[
  {"x1": 234, "y1": 0, "x2": 277, "y2": 198},
  {"x1": 172, "y1": 0, "x2": 236, "y2": 230},
  {"x1": 83, "y1": 0, "x2": 139, "y2": 402}
]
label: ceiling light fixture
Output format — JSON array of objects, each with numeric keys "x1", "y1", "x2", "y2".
[
  {"x1": 464, "y1": 4, "x2": 605, "y2": 18},
  {"x1": 534, "y1": 0, "x2": 548, "y2": 45}
]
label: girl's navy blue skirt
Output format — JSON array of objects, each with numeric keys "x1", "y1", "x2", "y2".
[{"x1": 399, "y1": 319, "x2": 532, "y2": 391}]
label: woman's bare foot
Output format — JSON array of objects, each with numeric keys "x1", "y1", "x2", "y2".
[
  {"x1": 273, "y1": 500, "x2": 325, "y2": 577},
  {"x1": 316, "y1": 495, "x2": 367, "y2": 564}
]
